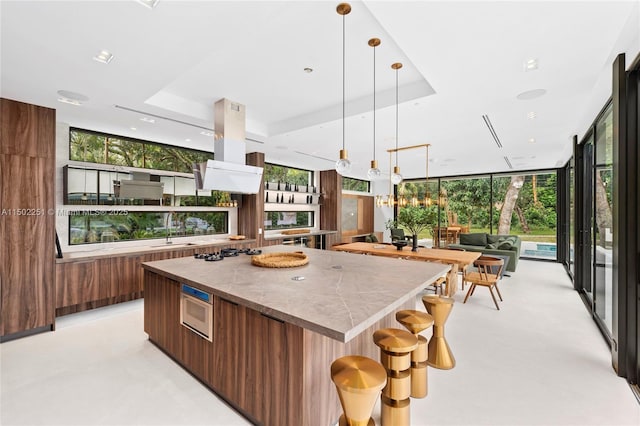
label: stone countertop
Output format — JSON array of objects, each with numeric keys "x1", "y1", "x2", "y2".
[
  {"x1": 142, "y1": 245, "x2": 450, "y2": 342},
  {"x1": 56, "y1": 238, "x2": 256, "y2": 263},
  {"x1": 263, "y1": 230, "x2": 337, "y2": 240}
]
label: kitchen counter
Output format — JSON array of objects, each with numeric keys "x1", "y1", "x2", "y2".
[
  {"x1": 55, "y1": 238, "x2": 256, "y2": 263},
  {"x1": 143, "y1": 244, "x2": 447, "y2": 342},
  {"x1": 142, "y1": 245, "x2": 449, "y2": 425}
]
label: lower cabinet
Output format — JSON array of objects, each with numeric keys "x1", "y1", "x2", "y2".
[{"x1": 55, "y1": 258, "x2": 113, "y2": 308}]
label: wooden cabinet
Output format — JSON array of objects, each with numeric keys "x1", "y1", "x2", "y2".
[
  {"x1": 143, "y1": 271, "x2": 182, "y2": 361},
  {"x1": 1, "y1": 99, "x2": 56, "y2": 338},
  {"x1": 110, "y1": 255, "x2": 144, "y2": 297},
  {"x1": 55, "y1": 259, "x2": 113, "y2": 308}
]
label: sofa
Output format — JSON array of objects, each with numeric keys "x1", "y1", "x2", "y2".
[{"x1": 448, "y1": 233, "x2": 521, "y2": 272}]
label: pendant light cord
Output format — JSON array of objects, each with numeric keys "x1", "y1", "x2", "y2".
[
  {"x1": 395, "y1": 67, "x2": 399, "y2": 166},
  {"x1": 342, "y1": 12, "x2": 346, "y2": 151},
  {"x1": 373, "y1": 44, "x2": 376, "y2": 161}
]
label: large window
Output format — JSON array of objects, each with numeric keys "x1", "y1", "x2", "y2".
[
  {"x1": 70, "y1": 128, "x2": 213, "y2": 173},
  {"x1": 399, "y1": 171, "x2": 557, "y2": 259},
  {"x1": 492, "y1": 173, "x2": 557, "y2": 260},
  {"x1": 69, "y1": 211, "x2": 228, "y2": 245}
]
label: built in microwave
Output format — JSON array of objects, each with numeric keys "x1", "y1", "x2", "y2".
[{"x1": 180, "y1": 284, "x2": 213, "y2": 341}]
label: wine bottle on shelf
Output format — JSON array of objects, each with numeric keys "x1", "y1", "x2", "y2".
[
  {"x1": 312, "y1": 185, "x2": 316, "y2": 193},
  {"x1": 265, "y1": 192, "x2": 269, "y2": 203},
  {"x1": 277, "y1": 180, "x2": 281, "y2": 190},
  {"x1": 295, "y1": 183, "x2": 298, "y2": 192}
]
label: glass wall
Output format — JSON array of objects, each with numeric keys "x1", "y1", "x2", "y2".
[
  {"x1": 492, "y1": 173, "x2": 557, "y2": 260},
  {"x1": 593, "y1": 104, "x2": 613, "y2": 332},
  {"x1": 399, "y1": 171, "x2": 557, "y2": 258},
  {"x1": 264, "y1": 211, "x2": 314, "y2": 231}
]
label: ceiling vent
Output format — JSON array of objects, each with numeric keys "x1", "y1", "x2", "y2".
[
  {"x1": 503, "y1": 156, "x2": 513, "y2": 169},
  {"x1": 482, "y1": 114, "x2": 503, "y2": 148}
]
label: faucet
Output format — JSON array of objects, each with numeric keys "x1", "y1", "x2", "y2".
[{"x1": 165, "y1": 212, "x2": 173, "y2": 244}]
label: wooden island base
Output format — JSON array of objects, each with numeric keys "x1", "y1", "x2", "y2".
[{"x1": 144, "y1": 270, "x2": 415, "y2": 426}]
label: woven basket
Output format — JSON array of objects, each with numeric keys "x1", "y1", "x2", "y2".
[
  {"x1": 251, "y1": 252, "x2": 309, "y2": 268},
  {"x1": 280, "y1": 229, "x2": 310, "y2": 235},
  {"x1": 228, "y1": 235, "x2": 246, "y2": 240}
]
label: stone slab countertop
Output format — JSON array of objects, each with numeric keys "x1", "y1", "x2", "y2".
[
  {"x1": 142, "y1": 245, "x2": 450, "y2": 342},
  {"x1": 263, "y1": 229, "x2": 337, "y2": 240},
  {"x1": 56, "y1": 238, "x2": 256, "y2": 263}
]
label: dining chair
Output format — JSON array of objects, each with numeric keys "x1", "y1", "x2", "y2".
[{"x1": 462, "y1": 256, "x2": 504, "y2": 310}]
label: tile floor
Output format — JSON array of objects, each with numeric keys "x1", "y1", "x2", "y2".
[{"x1": 1, "y1": 260, "x2": 639, "y2": 425}]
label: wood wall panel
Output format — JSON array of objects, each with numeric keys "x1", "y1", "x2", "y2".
[
  {"x1": 0, "y1": 98, "x2": 55, "y2": 337},
  {"x1": 341, "y1": 194, "x2": 375, "y2": 242},
  {"x1": 320, "y1": 170, "x2": 341, "y2": 242},
  {"x1": 238, "y1": 152, "x2": 265, "y2": 246}
]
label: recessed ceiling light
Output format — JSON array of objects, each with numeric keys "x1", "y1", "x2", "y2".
[
  {"x1": 528, "y1": 138, "x2": 536, "y2": 143},
  {"x1": 130, "y1": 127, "x2": 137, "y2": 131},
  {"x1": 57, "y1": 90, "x2": 88, "y2": 106},
  {"x1": 516, "y1": 89, "x2": 547, "y2": 100},
  {"x1": 57, "y1": 97, "x2": 82, "y2": 106},
  {"x1": 303, "y1": 67, "x2": 313, "y2": 73},
  {"x1": 200, "y1": 131, "x2": 214, "y2": 137},
  {"x1": 527, "y1": 111, "x2": 537, "y2": 119},
  {"x1": 136, "y1": 0, "x2": 159, "y2": 9},
  {"x1": 524, "y1": 58, "x2": 538, "y2": 71},
  {"x1": 185, "y1": 138, "x2": 191, "y2": 142},
  {"x1": 140, "y1": 117, "x2": 155, "y2": 123},
  {"x1": 93, "y1": 49, "x2": 113, "y2": 64}
]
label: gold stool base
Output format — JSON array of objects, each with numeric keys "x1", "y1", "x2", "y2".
[
  {"x1": 427, "y1": 336, "x2": 456, "y2": 369},
  {"x1": 382, "y1": 369, "x2": 411, "y2": 400},
  {"x1": 410, "y1": 362, "x2": 428, "y2": 398},
  {"x1": 381, "y1": 394, "x2": 411, "y2": 426},
  {"x1": 338, "y1": 414, "x2": 375, "y2": 426}
]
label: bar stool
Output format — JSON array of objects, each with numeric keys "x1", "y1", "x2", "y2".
[
  {"x1": 421, "y1": 295, "x2": 456, "y2": 370},
  {"x1": 395, "y1": 309, "x2": 434, "y2": 398},
  {"x1": 373, "y1": 328, "x2": 418, "y2": 426},
  {"x1": 331, "y1": 355, "x2": 387, "y2": 426}
]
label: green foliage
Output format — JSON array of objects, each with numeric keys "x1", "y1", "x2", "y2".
[
  {"x1": 342, "y1": 177, "x2": 369, "y2": 192},
  {"x1": 263, "y1": 164, "x2": 311, "y2": 186},
  {"x1": 396, "y1": 206, "x2": 438, "y2": 236},
  {"x1": 70, "y1": 129, "x2": 213, "y2": 173}
]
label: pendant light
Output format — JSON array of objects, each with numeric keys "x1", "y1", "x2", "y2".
[
  {"x1": 367, "y1": 37, "x2": 381, "y2": 180},
  {"x1": 335, "y1": 3, "x2": 352, "y2": 175},
  {"x1": 390, "y1": 62, "x2": 403, "y2": 185}
]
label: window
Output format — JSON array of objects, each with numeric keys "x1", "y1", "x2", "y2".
[
  {"x1": 69, "y1": 128, "x2": 213, "y2": 173},
  {"x1": 264, "y1": 211, "x2": 314, "y2": 231},
  {"x1": 342, "y1": 177, "x2": 370, "y2": 192},
  {"x1": 263, "y1": 163, "x2": 312, "y2": 186},
  {"x1": 69, "y1": 211, "x2": 228, "y2": 245}
]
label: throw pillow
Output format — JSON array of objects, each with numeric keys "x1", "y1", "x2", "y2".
[
  {"x1": 487, "y1": 234, "x2": 500, "y2": 244},
  {"x1": 485, "y1": 243, "x2": 498, "y2": 249},
  {"x1": 369, "y1": 233, "x2": 379, "y2": 243},
  {"x1": 498, "y1": 240, "x2": 513, "y2": 250},
  {"x1": 460, "y1": 233, "x2": 487, "y2": 246},
  {"x1": 365, "y1": 235, "x2": 373, "y2": 243}
]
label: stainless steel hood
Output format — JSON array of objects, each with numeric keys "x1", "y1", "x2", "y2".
[{"x1": 194, "y1": 99, "x2": 263, "y2": 194}]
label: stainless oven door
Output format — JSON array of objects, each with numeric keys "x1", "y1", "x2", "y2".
[{"x1": 180, "y1": 291, "x2": 213, "y2": 342}]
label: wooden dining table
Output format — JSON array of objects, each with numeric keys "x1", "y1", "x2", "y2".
[{"x1": 333, "y1": 242, "x2": 481, "y2": 297}]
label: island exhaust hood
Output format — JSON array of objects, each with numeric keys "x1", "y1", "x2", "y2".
[{"x1": 193, "y1": 99, "x2": 263, "y2": 194}]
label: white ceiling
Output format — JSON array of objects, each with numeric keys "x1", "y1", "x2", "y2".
[{"x1": 1, "y1": 0, "x2": 639, "y2": 180}]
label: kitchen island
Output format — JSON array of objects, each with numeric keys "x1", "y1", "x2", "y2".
[{"x1": 143, "y1": 245, "x2": 449, "y2": 426}]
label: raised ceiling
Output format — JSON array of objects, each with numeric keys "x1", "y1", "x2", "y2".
[{"x1": 1, "y1": 0, "x2": 639, "y2": 179}]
